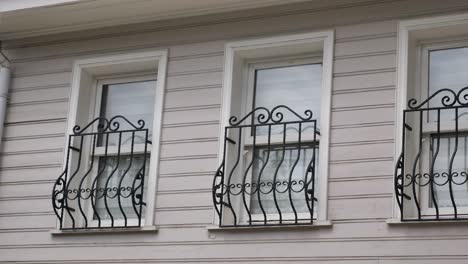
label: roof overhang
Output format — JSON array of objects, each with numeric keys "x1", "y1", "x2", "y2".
[{"x1": 0, "y1": 0, "x2": 314, "y2": 40}]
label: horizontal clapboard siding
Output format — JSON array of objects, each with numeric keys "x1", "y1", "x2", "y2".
[{"x1": 2, "y1": 0, "x2": 468, "y2": 263}]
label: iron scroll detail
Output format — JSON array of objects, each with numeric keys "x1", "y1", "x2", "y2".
[
  {"x1": 396, "y1": 87, "x2": 468, "y2": 221},
  {"x1": 228, "y1": 105, "x2": 314, "y2": 126},
  {"x1": 52, "y1": 116, "x2": 150, "y2": 230},
  {"x1": 407, "y1": 86, "x2": 468, "y2": 110},
  {"x1": 213, "y1": 106, "x2": 320, "y2": 227}
]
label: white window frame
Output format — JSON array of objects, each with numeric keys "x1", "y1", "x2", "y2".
[
  {"x1": 243, "y1": 56, "x2": 323, "y2": 223},
  {"x1": 59, "y1": 50, "x2": 168, "y2": 230},
  {"x1": 217, "y1": 31, "x2": 334, "y2": 226},
  {"x1": 87, "y1": 74, "x2": 157, "y2": 228},
  {"x1": 419, "y1": 41, "x2": 468, "y2": 217},
  {"x1": 394, "y1": 13, "x2": 468, "y2": 221}
]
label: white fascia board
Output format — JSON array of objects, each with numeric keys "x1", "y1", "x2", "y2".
[{"x1": 0, "y1": 0, "x2": 80, "y2": 13}]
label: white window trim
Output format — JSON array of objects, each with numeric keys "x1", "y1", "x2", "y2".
[
  {"x1": 393, "y1": 13, "x2": 468, "y2": 222},
  {"x1": 242, "y1": 56, "x2": 322, "y2": 223},
  {"x1": 87, "y1": 74, "x2": 156, "y2": 228},
  {"x1": 216, "y1": 30, "x2": 334, "y2": 226},
  {"x1": 58, "y1": 50, "x2": 168, "y2": 230}
]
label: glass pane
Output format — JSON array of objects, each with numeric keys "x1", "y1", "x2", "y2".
[
  {"x1": 249, "y1": 145, "x2": 318, "y2": 216},
  {"x1": 100, "y1": 80, "x2": 156, "y2": 145},
  {"x1": 428, "y1": 47, "x2": 468, "y2": 122},
  {"x1": 254, "y1": 64, "x2": 322, "y2": 135},
  {"x1": 94, "y1": 155, "x2": 149, "y2": 221},
  {"x1": 430, "y1": 135, "x2": 468, "y2": 208}
]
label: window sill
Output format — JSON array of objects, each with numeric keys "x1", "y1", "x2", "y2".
[
  {"x1": 387, "y1": 218, "x2": 468, "y2": 225},
  {"x1": 50, "y1": 225, "x2": 158, "y2": 235},
  {"x1": 206, "y1": 220, "x2": 332, "y2": 231}
]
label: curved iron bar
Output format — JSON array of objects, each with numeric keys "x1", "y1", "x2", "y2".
[
  {"x1": 429, "y1": 110, "x2": 441, "y2": 219},
  {"x1": 76, "y1": 134, "x2": 98, "y2": 228},
  {"x1": 407, "y1": 86, "x2": 468, "y2": 110},
  {"x1": 109, "y1": 115, "x2": 145, "y2": 131},
  {"x1": 411, "y1": 151, "x2": 422, "y2": 220},
  {"x1": 131, "y1": 166, "x2": 145, "y2": 224},
  {"x1": 225, "y1": 128, "x2": 242, "y2": 225},
  {"x1": 270, "y1": 105, "x2": 313, "y2": 123},
  {"x1": 255, "y1": 125, "x2": 271, "y2": 225},
  {"x1": 73, "y1": 115, "x2": 146, "y2": 135},
  {"x1": 288, "y1": 123, "x2": 302, "y2": 223},
  {"x1": 452, "y1": 171, "x2": 468, "y2": 185},
  {"x1": 448, "y1": 108, "x2": 459, "y2": 218},
  {"x1": 305, "y1": 150, "x2": 316, "y2": 223},
  {"x1": 52, "y1": 171, "x2": 67, "y2": 224},
  {"x1": 271, "y1": 124, "x2": 287, "y2": 224},
  {"x1": 63, "y1": 135, "x2": 85, "y2": 228},
  {"x1": 89, "y1": 133, "x2": 110, "y2": 228},
  {"x1": 240, "y1": 127, "x2": 256, "y2": 224},
  {"x1": 103, "y1": 132, "x2": 123, "y2": 227},
  {"x1": 456, "y1": 86, "x2": 468, "y2": 105},
  {"x1": 212, "y1": 163, "x2": 225, "y2": 219},
  {"x1": 408, "y1": 88, "x2": 456, "y2": 109},
  {"x1": 394, "y1": 153, "x2": 404, "y2": 214},
  {"x1": 116, "y1": 131, "x2": 136, "y2": 226},
  {"x1": 228, "y1": 105, "x2": 314, "y2": 126},
  {"x1": 220, "y1": 181, "x2": 307, "y2": 194}
]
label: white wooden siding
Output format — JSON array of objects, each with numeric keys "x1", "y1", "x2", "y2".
[{"x1": 1, "y1": 0, "x2": 468, "y2": 263}]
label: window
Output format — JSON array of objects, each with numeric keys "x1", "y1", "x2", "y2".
[
  {"x1": 52, "y1": 51, "x2": 167, "y2": 230},
  {"x1": 92, "y1": 77, "x2": 155, "y2": 226},
  {"x1": 395, "y1": 14, "x2": 468, "y2": 221},
  {"x1": 212, "y1": 31, "x2": 333, "y2": 227},
  {"x1": 248, "y1": 58, "x2": 321, "y2": 221}
]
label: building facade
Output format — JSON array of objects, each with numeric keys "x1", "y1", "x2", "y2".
[{"x1": 1, "y1": 0, "x2": 468, "y2": 263}]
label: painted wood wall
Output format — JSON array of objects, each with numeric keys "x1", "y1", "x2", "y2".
[{"x1": 1, "y1": 0, "x2": 468, "y2": 263}]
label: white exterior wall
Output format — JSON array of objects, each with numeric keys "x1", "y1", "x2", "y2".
[{"x1": 1, "y1": 0, "x2": 468, "y2": 262}]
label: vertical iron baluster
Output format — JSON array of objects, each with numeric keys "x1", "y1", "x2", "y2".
[
  {"x1": 288, "y1": 123, "x2": 302, "y2": 223},
  {"x1": 430, "y1": 109, "x2": 441, "y2": 220},
  {"x1": 139, "y1": 129, "x2": 150, "y2": 226},
  {"x1": 309, "y1": 120, "x2": 318, "y2": 223},
  {"x1": 104, "y1": 132, "x2": 122, "y2": 227},
  {"x1": 448, "y1": 108, "x2": 459, "y2": 218},
  {"x1": 400, "y1": 111, "x2": 407, "y2": 220},
  {"x1": 219, "y1": 127, "x2": 229, "y2": 226},
  {"x1": 64, "y1": 135, "x2": 84, "y2": 229},
  {"x1": 117, "y1": 131, "x2": 135, "y2": 227},
  {"x1": 59, "y1": 135, "x2": 73, "y2": 229},
  {"x1": 131, "y1": 135, "x2": 147, "y2": 225},
  {"x1": 241, "y1": 126, "x2": 256, "y2": 225},
  {"x1": 212, "y1": 162, "x2": 224, "y2": 223},
  {"x1": 412, "y1": 111, "x2": 423, "y2": 220},
  {"x1": 226, "y1": 128, "x2": 242, "y2": 226},
  {"x1": 272, "y1": 123, "x2": 287, "y2": 224},
  {"x1": 77, "y1": 133, "x2": 97, "y2": 228},
  {"x1": 131, "y1": 167, "x2": 144, "y2": 226},
  {"x1": 256, "y1": 125, "x2": 271, "y2": 225},
  {"x1": 90, "y1": 133, "x2": 109, "y2": 228}
]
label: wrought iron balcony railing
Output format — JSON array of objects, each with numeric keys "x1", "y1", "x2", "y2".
[
  {"x1": 212, "y1": 106, "x2": 320, "y2": 227},
  {"x1": 395, "y1": 87, "x2": 468, "y2": 221},
  {"x1": 52, "y1": 116, "x2": 150, "y2": 230}
]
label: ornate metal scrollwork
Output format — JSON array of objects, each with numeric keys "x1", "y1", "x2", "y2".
[
  {"x1": 407, "y1": 86, "x2": 468, "y2": 110},
  {"x1": 52, "y1": 116, "x2": 150, "y2": 230},
  {"x1": 396, "y1": 87, "x2": 468, "y2": 221},
  {"x1": 213, "y1": 106, "x2": 319, "y2": 227},
  {"x1": 228, "y1": 105, "x2": 314, "y2": 126}
]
